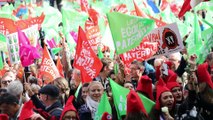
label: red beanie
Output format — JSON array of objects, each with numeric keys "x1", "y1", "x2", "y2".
[
  {"x1": 0, "y1": 114, "x2": 9, "y2": 120},
  {"x1": 155, "y1": 78, "x2": 170, "y2": 110},
  {"x1": 136, "y1": 75, "x2": 154, "y2": 100},
  {"x1": 197, "y1": 63, "x2": 213, "y2": 89},
  {"x1": 166, "y1": 74, "x2": 180, "y2": 90},
  {"x1": 127, "y1": 90, "x2": 148, "y2": 117},
  {"x1": 101, "y1": 112, "x2": 112, "y2": 120},
  {"x1": 19, "y1": 100, "x2": 35, "y2": 120},
  {"x1": 60, "y1": 96, "x2": 78, "y2": 120}
]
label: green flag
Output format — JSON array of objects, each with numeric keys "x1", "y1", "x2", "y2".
[
  {"x1": 98, "y1": 46, "x2": 104, "y2": 59},
  {"x1": 0, "y1": 53, "x2": 3, "y2": 70},
  {"x1": 0, "y1": 34, "x2": 7, "y2": 52},
  {"x1": 94, "y1": 92, "x2": 112, "y2": 120},
  {"x1": 109, "y1": 79, "x2": 155, "y2": 119},
  {"x1": 197, "y1": 28, "x2": 213, "y2": 64},
  {"x1": 110, "y1": 79, "x2": 129, "y2": 119},
  {"x1": 52, "y1": 47, "x2": 62, "y2": 55},
  {"x1": 107, "y1": 12, "x2": 155, "y2": 54},
  {"x1": 75, "y1": 82, "x2": 82, "y2": 98},
  {"x1": 186, "y1": 13, "x2": 203, "y2": 60}
]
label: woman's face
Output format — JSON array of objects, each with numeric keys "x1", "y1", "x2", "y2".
[
  {"x1": 63, "y1": 111, "x2": 77, "y2": 120},
  {"x1": 88, "y1": 84, "x2": 103, "y2": 102},
  {"x1": 160, "y1": 91, "x2": 174, "y2": 111}
]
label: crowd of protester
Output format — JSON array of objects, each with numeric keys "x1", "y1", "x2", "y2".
[{"x1": 0, "y1": 33, "x2": 213, "y2": 120}]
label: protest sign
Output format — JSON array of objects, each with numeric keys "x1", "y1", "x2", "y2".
[
  {"x1": 144, "y1": 23, "x2": 184, "y2": 59},
  {"x1": 39, "y1": 46, "x2": 60, "y2": 83},
  {"x1": 73, "y1": 27, "x2": 103, "y2": 83},
  {"x1": 107, "y1": 12, "x2": 155, "y2": 54}
]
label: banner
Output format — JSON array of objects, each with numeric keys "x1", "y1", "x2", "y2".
[
  {"x1": 39, "y1": 46, "x2": 60, "y2": 83},
  {"x1": 120, "y1": 40, "x2": 158, "y2": 65},
  {"x1": 109, "y1": 79, "x2": 155, "y2": 119},
  {"x1": 85, "y1": 25, "x2": 102, "y2": 53},
  {"x1": 107, "y1": 12, "x2": 155, "y2": 54},
  {"x1": 6, "y1": 25, "x2": 39, "y2": 64},
  {"x1": 73, "y1": 27, "x2": 103, "y2": 83},
  {"x1": 143, "y1": 23, "x2": 184, "y2": 59},
  {"x1": 197, "y1": 28, "x2": 213, "y2": 64}
]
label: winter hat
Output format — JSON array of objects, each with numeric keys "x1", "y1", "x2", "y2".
[
  {"x1": 60, "y1": 96, "x2": 78, "y2": 120},
  {"x1": 101, "y1": 112, "x2": 112, "y2": 120},
  {"x1": 0, "y1": 114, "x2": 9, "y2": 120},
  {"x1": 155, "y1": 78, "x2": 170, "y2": 110},
  {"x1": 136, "y1": 75, "x2": 154, "y2": 100},
  {"x1": 19, "y1": 100, "x2": 34, "y2": 120},
  {"x1": 166, "y1": 74, "x2": 180, "y2": 90},
  {"x1": 127, "y1": 90, "x2": 148, "y2": 117},
  {"x1": 197, "y1": 62, "x2": 213, "y2": 89}
]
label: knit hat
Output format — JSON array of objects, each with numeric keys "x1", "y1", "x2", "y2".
[
  {"x1": 155, "y1": 78, "x2": 170, "y2": 110},
  {"x1": 197, "y1": 63, "x2": 213, "y2": 89},
  {"x1": 0, "y1": 114, "x2": 9, "y2": 120},
  {"x1": 60, "y1": 96, "x2": 78, "y2": 120},
  {"x1": 127, "y1": 90, "x2": 148, "y2": 117},
  {"x1": 19, "y1": 100, "x2": 34, "y2": 120},
  {"x1": 136, "y1": 75, "x2": 154, "y2": 100},
  {"x1": 166, "y1": 74, "x2": 180, "y2": 90},
  {"x1": 101, "y1": 112, "x2": 112, "y2": 120}
]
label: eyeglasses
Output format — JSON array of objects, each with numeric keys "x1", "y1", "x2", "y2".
[{"x1": 1, "y1": 80, "x2": 12, "y2": 85}]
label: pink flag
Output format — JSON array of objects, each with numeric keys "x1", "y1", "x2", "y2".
[
  {"x1": 18, "y1": 29, "x2": 40, "y2": 67},
  {"x1": 47, "y1": 38, "x2": 57, "y2": 48}
]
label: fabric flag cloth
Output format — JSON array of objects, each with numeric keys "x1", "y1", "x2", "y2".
[
  {"x1": 94, "y1": 92, "x2": 112, "y2": 120},
  {"x1": 19, "y1": 100, "x2": 34, "y2": 120},
  {"x1": 107, "y1": 12, "x2": 155, "y2": 54},
  {"x1": 0, "y1": 34, "x2": 7, "y2": 52},
  {"x1": 56, "y1": 57, "x2": 64, "y2": 77},
  {"x1": 0, "y1": 52, "x2": 3, "y2": 70},
  {"x1": 52, "y1": 47, "x2": 62, "y2": 55},
  {"x1": 109, "y1": 79, "x2": 155, "y2": 119},
  {"x1": 18, "y1": 29, "x2": 40, "y2": 67},
  {"x1": 98, "y1": 46, "x2": 104, "y2": 59},
  {"x1": 39, "y1": 45, "x2": 60, "y2": 83},
  {"x1": 47, "y1": 38, "x2": 57, "y2": 49},
  {"x1": 178, "y1": 0, "x2": 207, "y2": 18},
  {"x1": 73, "y1": 27, "x2": 103, "y2": 83}
]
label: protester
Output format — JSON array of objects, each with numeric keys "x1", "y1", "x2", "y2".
[
  {"x1": 78, "y1": 81, "x2": 104, "y2": 120},
  {"x1": 0, "y1": 93, "x2": 22, "y2": 120}
]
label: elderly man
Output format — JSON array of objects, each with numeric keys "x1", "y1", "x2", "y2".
[{"x1": 1, "y1": 71, "x2": 16, "y2": 88}]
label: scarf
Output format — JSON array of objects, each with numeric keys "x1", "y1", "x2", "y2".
[{"x1": 86, "y1": 96, "x2": 99, "y2": 119}]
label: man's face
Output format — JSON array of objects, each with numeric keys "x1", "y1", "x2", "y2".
[
  {"x1": 1, "y1": 72, "x2": 15, "y2": 88},
  {"x1": 0, "y1": 103, "x2": 17, "y2": 117},
  {"x1": 124, "y1": 83, "x2": 134, "y2": 90},
  {"x1": 171, "y1": 86, "x2": 183, "y2": 102},
  {"x1": 160, "y1": 91, "x2": 174, "y2": 111},
  {"x1": 130, "y1": 64, "x2": 142, "y2": 80},
  {"x1": 71, "y1": 71, "x2": 81, "y2": 88}
]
